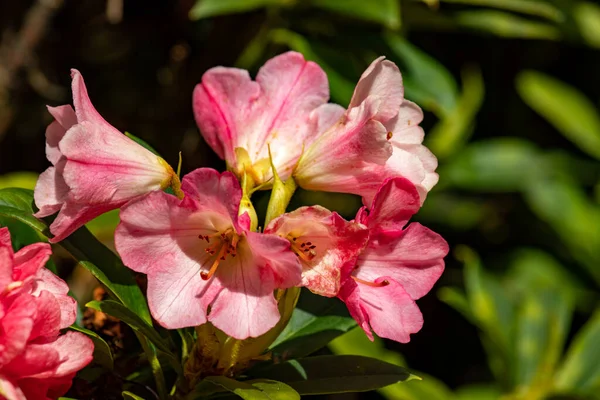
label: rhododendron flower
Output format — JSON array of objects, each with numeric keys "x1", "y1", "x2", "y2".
[
  {"x1": 193, "y1": 51, "x2": 333, "y2": 185},
  {"x1": 0, "y1": 228, "x2": 93, "y2": 400},
  {"x1": 115, "y1": 168, "x2": 301, "y2": 339},
  {"x1": 265, "y1": 206, "x2": 368, "y2": 297},
  {"x1": 339, "y1": 178, "x2": 448, "y2": 343},
  {"x1": 34, "y1": 69, "x2": 181, "y2": 243},
  {"x1": 294, "y1": 57, "x2": 438, "y2": 205}
]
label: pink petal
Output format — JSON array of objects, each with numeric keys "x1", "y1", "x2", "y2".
[
  {"x1": 47, "y1": 201, "x2": 115, "y2": 243},
  {"x1": 32, "y1": 269, "x2": 77, "y2": 329},
  {"x1": 384, "y1": 100, "x2": 424, "y2": 145},
  {"x1": 245, "y1": 231, "x2": 302, "y2": 289},
  {"x1": 70, "y1": 69, "x2": 109, "y2": 126},
  {"x1": 348, "y1": 57, "x2": 404, "y2": 122},
  {"x1": 0, "y1": 294, "x2": 36, "y2": 366},
  {"x1": 208, "y1": 245, "x2": 280, "y2": 339},
  {"x1": 0, "y1": 229, "x2": 13, "y2": 291},
  {"x1": 40, "y1": 331, "x2": 93, "y2": 378},
  {"x1": 12, "y1": 242, "x2": 52, "y2": 282},
  {"x1": 356, "y1": 223, "x2": 448, "y2": 300},
  {"x1": 33, "y1": 163, "x2": 69, "y2": 219},
  {"x1": 364, "y1": 177, "x2": 421, "y2": 232},
  {"x1": 59, "y1": 121, "x2": 170, "y2": 204},
  {"x1": 27, "y1": 291, "x2": 61, "y2": 342},
  {"x1": 338, "y1": 279, "x2": 372, "y2": 340},
  {"x1": 181, "y1": 168, "x2": 241, "y2": 227},
  {"x1": 193, "y1": 67, "x2": 258, "y2": 161},
  {"x1": 45, "y1": 105, "x2": 76, "y2": 165},
  {"x1": 0, "y1": 376, "x2": 26, "y2": 400}
]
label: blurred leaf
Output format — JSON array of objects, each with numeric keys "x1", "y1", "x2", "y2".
[
  {"x1": 438, "y1": 287, "x2": 474, "y2": 324},
  {"x1": 189, "y1": 0, "x2": 289, "y2": 20},
  {"x1": 524, "y1": 176, "x2": 600, "y2": 285},
  {"x1": 85, "y1": 209, "x2": 120, "y2": 241},
  {"x1": 455, "y1": 10, "x2": 560, "y2": 40},
  {"x1": 270, "y1": 289, "x2": 356, "y2": 359},
  {"x1": 454, "y1": 384, "x2": 502, "y2": 400},
  {"x1": 418, "y1": 194, "x2": 488, "y2": 231},
  {"x1": 59, "y1": 226, "x2": 152, "y2": 325},
  {"x1": 517, "y1": 71, "x2": 600, "y2": 160},
  {"x1": 574, "y1": 2, "x2": 600, "y2": 48},
  {"x1": 385, "y1": 34, "x2": 459, "y2": 117},
  {"x1": 192, "y1": 376, "x2": 300, "y2": 400},
  {"x1": 124, "y1": 132, "x2": 160, "y2": 156},
  {"x1": 440, "y1": 138, "x2": 538, "y2": 191},
  {"x1": 312, "y1": 0, "x2": 400, "y2": 29},
  {"x1": 251, "y1": 355, "x2": 417, "y2": 395},
  {"x1": 555, "y1": 308, "x2": 600, "y2": 394},
  {"x1": 513, "y1": 286, "x2": 572, "y2": 392},
  {"x1": 270, "y1": 29, "x2": 355, "y2": 104},
  {"x1": 436, "y1": 0, "x2": 563, "y2": 22},
  {"x1": 86, "y1": 300, "x2": 173, "y2": 356},
  {"x1": 122, "y1": 391, "x2": 145, "y2": 400},
  {"x1": 70, "y1": 325, "x2": 114, "y2": 370},
  {"x1": 0, "y1": 172, "x2": 38, "y2": 189},
  {"x1": 427, "y1": 66, "x2": 484, "y2": 159}
]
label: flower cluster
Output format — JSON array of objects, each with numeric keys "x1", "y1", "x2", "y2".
[
  {"x1": 0, "y1": 228, "x2": 93, "y2": 400},
  {"x1": 34, "y1": 52, "x2": 448, "y2": 345}
]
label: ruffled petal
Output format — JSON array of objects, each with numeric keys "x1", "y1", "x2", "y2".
[
  {"x1": 365, "y1": 177, "x2": 420, "y2": 232},
  {"x1": 31, "y1": 268, "x2": 77, "y2": 329},
  {"x1": 27, "y1": 291, "x2": 61, "y2": 342},
  {"x1": 12, "y1": 242, "x2": 52, "y2": 282},
  {"x1": 45, "y1": 105, "x2": 76, "y2": 165},
  {"x1": 46, "y1": 201, "x2": 115, "y2": 243},
  {"x1": 33, "y1": 163, "x2": 69, "y2": 219},
  {"x1": 245, "y1": 231, "x2": 302, "y2": 289},
  {"x1": 355, "y1": 223, "x2": 448, "y2": 300},
  {"x1": 0, "y1": 294, "x2": 36, "y2": 366}
]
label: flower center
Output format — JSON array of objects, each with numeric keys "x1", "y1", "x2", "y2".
[
  {"x1": 198, "y1": 228, "x2": 239, "y2": 280},
  {"x1": 286, "y1": 234, "x2": 317, "y2": 263}
]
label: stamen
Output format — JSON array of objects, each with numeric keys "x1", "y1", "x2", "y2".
[
  {"x1": 352, "y1": 276, "x2": 389, "y2": 287},
  {"x1": 199, "y1": 229, "x2": 238, "y2": 280},
  {"x1": 286, "y1": 234, "x2": 317, "y2": 262}
]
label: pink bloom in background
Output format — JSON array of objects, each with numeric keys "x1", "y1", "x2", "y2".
[
  {"x1": 339, "y1": 178, "x2": 448, "y2": 343},
  {"x1": 193, "y1": 51, "x2": 333, "y2": 185},
  {"x1": 0, "y1": 228, "x2": 93, "y2": 400},
  {"x1": 34, "y1": 69, "x2": 179, "y2": 243},
  {"x1": 265, "y1": 206, "x2": 368, "y2": 297},
  {"x1": 115, "y1": 168, "x2": 301, "y2": 339},
  {"x1": 294, "y1": 57, "x2": 438, "y2": 205}
]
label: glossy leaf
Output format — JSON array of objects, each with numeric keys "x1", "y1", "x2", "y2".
[
  {"x1": 189, "y1": 0, "x2": 287, "y2": 20},
  {"x1": 251, "y1": 355, "x2": 416, "y2": 394},
  {"x1": 191, "y1": 376, "x2": 300, "y2": 400},
  {"x1": 455, "y1": 11, "x2": 560, "y2": 40},
  {"x1": 0, "y1": 188, "x2": 49, "y2": 235},
  {"x1": 86, "y1": 300, "x2": 172, "y2": 356},
  {"x1": 70, "y1": 325, "x2": 114, "y2": 370},
  {"x1": 312, "y1": 0, "x2": 400, "y2": 29},
  {"x1": 386, "y1": 34, "x2": 458, "y2": 117},
  {"x1": 517, "y1": 70, "x2": 600, "y2": 160},
  {"x1": 555, "y1": 308, "x2": 600, "y2": 393},
  {"x1": 269, "y1": 289, "x2": 356, "y2": 359}
]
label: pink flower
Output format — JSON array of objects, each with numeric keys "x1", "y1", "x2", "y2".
[
  {"x1": 339, "y1": 178, "x2": 448, "y2": 343},
  {"x1": 115, "y1": 168, "x2": 302, "y2": 339},
  {"x1": 0, "y1": 227, "x2": 93, "y2": 400},
  {"x1": 265, "y1": 206, "x2": 369, "y2": 297},
  {"x1": 34, "y1": 69, "x2": 180, "y2": 243},
  {"x1": 193, "y1": 51, "x2": 332, "y2": 185},
  {"x1": 294, "y1": 57, "x2": 438, "y2": 205}
]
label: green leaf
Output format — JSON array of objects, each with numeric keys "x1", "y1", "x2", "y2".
[
  {"x1": 426, "y1": 66, "x2": 484, "y2": 159},
  {"x1": 124, "y1": 132, "x2": 160, "y2": 156},
  {"x1": 269, "y1": 30, "x2": 355, "y2": 105},
  {"x1": 385, "y1": 34, "x2": 458, "y2": 117},
  {"x1": 191, "y1": 376, "x2": 300, "y2": 400},
  {"x1": 455, "y1": 10, "x2": 560, "y2": 40},
  {"x1": 85, "y1": 209, "x2": 120, "y2": 240},
  {"x1": 440, "y1": 138, "x2": 539, "y2": 192},
  {"x1": 455, "y1": 384, "x2": 502, "y2": 400},
  {"x1": 311, "y1": 0, "x2": 400, "y2": 29},
  {"x1": 418, "y1": 194, "x2": 488, "y2": 231},
  {"x1": 59, "y1": 226, "x2": 152, "y2": 325},
  {"x1": 0, "y1": 172, "x2": 38, "y2": 190},
  {"x1": 189, "y1": 0, "x2": 289, "y2": 20},
  {"x1": 436, "y1": 0, "x2": 563, "y2": 22},
  {"x1": 517, "y1": 71, "x2": 600, "y2": 160},
  {"x1": 513, "y1": 286, "x2": 572, "y2": 391},
  {"x1": 555, "y1": 308, "x2": 600, "y2": 394},
  {"x1": 122, "y1": 391, "x2": 145, "y2": 400},
  {"x1": 136, "y1": 333, "x2": 168, "y2": 400},
  {"x1": 0, "y1": 188, "x2": 49, "y2": 235},
  {"x1": 269, "y1": 289, "x2": 356, "y2": 359},
  {"x1": 574, "y1": 2, "x2": 600, "y2": 48},
  {"x1": 250, "y1": 355, "x2": 417, "y2": 395},
  {"x1": 86, "y1": 300, "x2": 172, "y2": 356},
  {"x1": 69, "y1": 325, "x2": 114, "y2": 370}
]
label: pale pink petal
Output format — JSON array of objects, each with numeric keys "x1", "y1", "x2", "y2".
[
  {"x1": 265, "y1": 206, "x2": 368, "y2": 297},
  {"x1": 384, "y1": 100, "x2": 424, "y2": 145},
  {"x1": 364, "y1": 177, "x2": 421, "y2": 232},
  {"x1": 12, "y1": 242, "x2": 51, "y2": 282},
  {"x1": 208, "y1": 244, "x2": 279, "y2": 339},
  {"x1": 0, "y1": 294, "x2": 36, "y2": 366},
  {"x1": 355, "y1": 223, "x2": 448, "y2": 300},
  {"x1": 39, "y1": 331, "x2": 93, "y2": 378},
  {"x1": 0, "y1": 376, "x2": 26, "y2": 400},
  {"x1": 193, "y1": 67, "x2": 259, "y2": 161},
  {"x1": 47, "y1": 201, "x2": 115, "y2": 243},
  {"x1": 59, "y1": 122, "x2": 170, "y2": 204},
  {"x1": 245, "y1": 232, "x2": 302, "y2": 289},
  {"x1": 356, "y1": 277, "x2": 423, "y2": 343},
  {"x1": 27, "y1": 291, "x2": 61, "y2": 342},
  {"x1": 45, "y1": 105, "x2": 76, "y2": 165},
  {"x1": 348, "y1": 57, "x2": 404, "y2": 122},
  {"x1": 305, "y1": 103, "x2": 345, "y2": 143},
  {"x1": 70, "y1": 69, "x2": 109, "y2": 126},
  {"x1": 32, "y1": 268, "x2": 77, "y2": 329},
  {"x1": 33, "y1": 163, "x2": 69, "y2": 219},
  {"x1": 181, "y1": 168, "x2": 241, "y2": 226}
]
